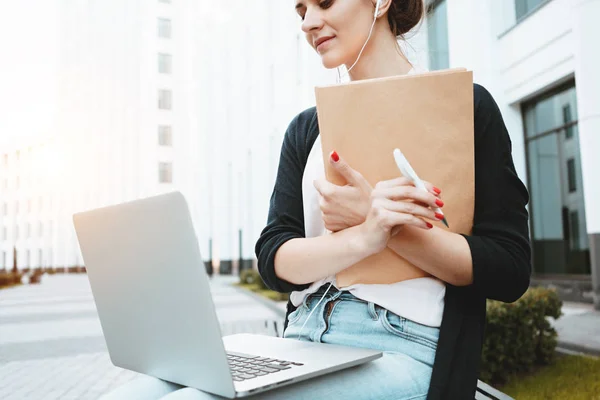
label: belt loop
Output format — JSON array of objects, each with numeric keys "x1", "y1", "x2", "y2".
[
  {"x1": 301, "y1": 294, "x2": 311, "y2": 310},
  {"x1": 367, "y1": 302, "x2": 378, "y2": 320}
]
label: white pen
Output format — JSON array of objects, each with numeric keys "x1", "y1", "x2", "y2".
[{"x1": 393, "y1": 148, "x2": 449, "y2": 228}]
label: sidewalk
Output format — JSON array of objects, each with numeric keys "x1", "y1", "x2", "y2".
[
  {"x1": 553, "y1": 302, "x2": 600, "y2": 356},
  {"x1": 0, "y1": 274, "x2": 284, "y2": 400}
]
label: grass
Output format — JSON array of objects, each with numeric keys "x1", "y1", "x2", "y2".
[
  {"x1": 501, "y1": 354, "x2": 600, "y2": 399},
  {"x1": 234, "y1": 282, "x2": 290, "y2": 302}
]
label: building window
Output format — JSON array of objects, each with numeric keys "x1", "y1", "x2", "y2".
[
  {"x1": 159, "y1": 0, "x2": 171, "y2": 3},
  {"x1": 158, "y1": 18, "x2": 172, "y2": 38},
  {"x1": 15, "y1": 225, "x2": 19, "y2": 240},
  {"x1": 158, "y1": 89, "x2": 172, "y2": 110},
  {"x1": 159, "y1": 162, "x2": 173, "y2": 183},
  {"x1": 569, "y1": 210, "x2": 580, "y2": 251},
  {"x1": 26, "y1": 250, "x2": 30, "y2": 267},
  {"x1": 158, "y1": 125, "x2": 173, "y2": 146},
  {"x1": 567, "y1": 158, "x2": 577, "y2": 193},
  {"x1": 27, "y1": 223, "x2": 31, "y2": 238},
  {"x1": 515, "y1": 0, "x2": 547, "y2": 22},
  {"x1": 524, "y1": 82, "x2": 590, "y2": 275},
  {"x1": 38, "y1": 249, "x2": 43, "y2": 267},
  {"x1": 16, "y1": 176, "x2": 20, "y2": 189},
  {"x1": 158, "y1": 53, "x2": 172, "y2": 74},
  {"x1": 28, "y1": 199, "x2": 32, "y2": 213},
  {"x1": 39, "y1": 196, "x2": 43, "y2": 212},
  {"x1": 2, "y1": 202, "x2": 6, "y2": 216},
  {"x1": 2, "y1": 226, "x2": 6, "y2": 240},
  {"x1": 427, "y1": 0, "x2": 449, "y2": 71},
  {"x1": 15, "y1": 201, "x2": 19, "y2": 215},
  {"x1": 39, "y1": 222, "x2": 43, "y2": 237},
  {"x1": 2, "y1": 154, "x2": 7, "y2": 168},
  {"x1": 1, "y1": 251, "x2": 5, "y2": 269},
  {"x1": 563, "y1": 104, "x2": 573, "y2": 139}
]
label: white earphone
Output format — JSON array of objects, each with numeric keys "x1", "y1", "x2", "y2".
[
  {"x1": 294, "y1": 0, "x2": 387, "y2": 337},
  {"x1": 296, "y1": 0, "x2": 387, "y2": 338},
  {"x1": 375, "y1": 0, "x2": 383, "y2": 17},
  {"x1": 336, "y1": 0, "x2": 383, "y2": 82}
]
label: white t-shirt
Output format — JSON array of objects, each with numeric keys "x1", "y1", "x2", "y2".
[{"x1": 289, "y1": 67, "x2": 446, "y2": 327}]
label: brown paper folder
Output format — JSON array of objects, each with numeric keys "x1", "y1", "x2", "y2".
[{"x1": 315, "y1": 69, "x2": 475, "y2": 287}]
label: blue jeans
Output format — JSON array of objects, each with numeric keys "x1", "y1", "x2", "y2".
[{"x1": 102, "y1": 286, "x2": 439, "y2": 400}]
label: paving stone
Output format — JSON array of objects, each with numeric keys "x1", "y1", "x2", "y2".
[{"x1": 0, "y1": 274, "x2": 284, "y2": 399}]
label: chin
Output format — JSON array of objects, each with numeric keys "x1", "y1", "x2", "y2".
[{"x1": 319, "y1": 51, "x2": 346, "y2": 70}]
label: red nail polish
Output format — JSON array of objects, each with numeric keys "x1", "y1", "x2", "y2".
[
  {"x1": 435, "y1": 199, "x2": 444, "y2": 207},
  {"x1": 426, "y1": 222, "x2": 433, "y2": 229},
  {"x1": 435, "y1": 213, "x2": 444, "y2": 220},
  {"x1": 331, "y1": 151, "x2": 339, "y2": 162},
  {"x1": 433, "y1": 187, "x2": 441, "y2": 195}
]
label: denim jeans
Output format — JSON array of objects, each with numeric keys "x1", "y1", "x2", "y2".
[{"x1": 102, "y1": 285, "x2": 439, "y2": 400}]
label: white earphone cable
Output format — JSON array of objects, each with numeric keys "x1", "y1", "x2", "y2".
[
  {"x1": 336, "y1": 1, "x2": 380, "y2": 83},
  {"x1": 296, "y1": 1, "x2": 383, "y2": 338}
]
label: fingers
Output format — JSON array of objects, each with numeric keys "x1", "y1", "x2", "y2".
[
  {"x1": 372, "y1": 185, "x2": 444, "y2": 210},
  {"x1": 375, "y1": 177, "x2": 441, "y2": 197},
  {"x1": 374, "y1": 177, "x2": 412, "y2": 189},
  {"x1": 376, "y1": 198, "x2": 443, "y2": 224},
  {"x1": 313, "y1": 178, "x2": 337, "y2": 199},
  {"x1": 375, "y1": 206, "x2": 432, "y2": 230},
  {"x1": 422, "y1": 180, "x2": 442, "y2": 196},
  {"x1": 329, "y1": 151, "x2": 373, "y2": 192},
  {"x1": 391, "y1": 226, "x2": 403, "y2": 236}
]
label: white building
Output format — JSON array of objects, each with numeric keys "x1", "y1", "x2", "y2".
[
  {"x1": 422, "y1": 0, "x2": 600, "y2": 308},
  {"x1": 3, "y1": 0, "x2": 597, "y2": 308},
  {"x1": 0, "y1": 0, "x2": 331, "y2": 274}
]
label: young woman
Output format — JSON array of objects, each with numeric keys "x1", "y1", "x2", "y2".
[
  {"x1": 106, "y1": 1, "x2": 530, "y2": 399},
  {"x1": 253, "y1": 0, "x2": 531, "y2": 399}
]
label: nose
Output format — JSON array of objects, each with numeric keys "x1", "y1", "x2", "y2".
[{"x1": 301, "y1": 5, "x2": 324, "y2": 35}]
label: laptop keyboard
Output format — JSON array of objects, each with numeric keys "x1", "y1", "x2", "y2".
[{"x1": 226, "y1": 351, "x2": 304, "y2": 382}]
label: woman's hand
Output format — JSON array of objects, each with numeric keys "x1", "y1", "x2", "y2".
[
  {"x1": 313, "y1": 151, "x2": 373, "y2": 232},
  {"x1": 359, "y1": 175, "x2": 445, "y2": 255}
]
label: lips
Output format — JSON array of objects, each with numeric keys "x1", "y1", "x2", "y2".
[{"x1": 314, "y1": 36, "x2": 334, "y2": 50}]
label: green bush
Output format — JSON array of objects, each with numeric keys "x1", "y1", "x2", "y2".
[
  {"x1": 480, "y1": 287, "x2": 563, "y2": 385},
  {"x1": 239, "y1": 269, "x2": 267, "y2": 289}
]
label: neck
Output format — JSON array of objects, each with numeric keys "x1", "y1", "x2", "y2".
[{"x1": 346, "y1": 25, "x2": 413, "y2": 81}]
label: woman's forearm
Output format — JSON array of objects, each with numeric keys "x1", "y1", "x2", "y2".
[
  {"x1": 274, "y1": 225, "x2": 373, "y2": 285},
  {"x1": 387, "y1": 226, "x2": 473, "y2": 286}
]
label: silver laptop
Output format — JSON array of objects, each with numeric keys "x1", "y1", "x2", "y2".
[{"x1": 72, "y1": 191, "x2": 382, "y2": 398}]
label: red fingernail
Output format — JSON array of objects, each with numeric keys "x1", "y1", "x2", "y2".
[
  {"x1": 426, "y1": 222, "x2": 433, "y2": 229},
  {"x1": 433, "y1": 187, "x2": 441, "y2": 195},
  {"x1": 435, "y1": 199, "x2": 444, "y2": 207},
  {"x1": 331, "y1": 151, "x2": 339, "y2": 162},
  {"x1": 435, "y1": 213, "x2": 444, "y2": 220}
]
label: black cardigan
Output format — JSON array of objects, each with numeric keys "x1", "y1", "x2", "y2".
[{"x1": 255, "y1": 84, "x2": 532, "y2": 399}]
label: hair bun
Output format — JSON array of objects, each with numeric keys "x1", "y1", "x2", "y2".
[{"x1": 388, "y1": 0, "x2": 425, "y2": 37}]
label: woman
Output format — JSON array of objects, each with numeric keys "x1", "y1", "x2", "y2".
[
  {"x1": 105, "y1": 1, "x2": 530, "y2": 399},
  {"x1": 254, "y1": 0, "x2": 531, "y2": 399}
]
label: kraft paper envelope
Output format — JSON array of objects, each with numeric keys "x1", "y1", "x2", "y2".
[{"x1": 315, "y1": 69, "x2": 474, "y2": 287}]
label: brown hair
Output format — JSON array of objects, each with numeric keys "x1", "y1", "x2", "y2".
[{"x1": 387, "y1": 0, "x2": 425, "y2": 38}]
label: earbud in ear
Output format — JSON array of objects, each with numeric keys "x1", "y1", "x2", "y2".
[{"x1": 374, "y1": 0, "x2": 383, "y2": 18}]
